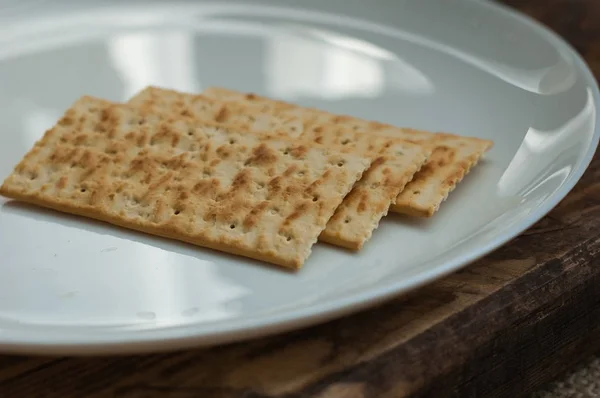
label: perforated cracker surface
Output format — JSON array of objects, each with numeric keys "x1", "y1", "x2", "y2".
[
  {"x1": 129, "y1": 87, "x2": 305, "y2": 139},
  {"x1": 204, "y1": 86, "x2": 494, "y2": 217},
  {"x1": 129, "y1": 87, "x2": 429, "y2": 250},
  {"x1": 0, "y1": 96, "x2": 371, "y2": 268}
]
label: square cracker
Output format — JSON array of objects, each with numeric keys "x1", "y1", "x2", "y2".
[
  {"x1": 129, "y1": 86, "x2": 430, "y2": 250},
  {"x1": 0, "y1": 96, "x2": 371, "y2": 269},
  {"x1": 204, "y1": 86, "x2": 494, "y2": 217}
]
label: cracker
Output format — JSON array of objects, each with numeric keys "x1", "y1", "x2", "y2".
[
  {"x1": 391, "y1": 133, "x2": 493, "y2": 216},
  {"x1": 0, "y1": 96, "x2": 371, "y2": 269},
  {"x1": 204, "y1": 86, "x2": 494, "y2": 217},
  {"x1": 129, "y1": 87, "x2": 430, "y2": 250}
]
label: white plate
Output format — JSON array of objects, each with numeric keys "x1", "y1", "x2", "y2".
[{"x1": 0, "y1": 0, "x2": 598, "y2": 355}]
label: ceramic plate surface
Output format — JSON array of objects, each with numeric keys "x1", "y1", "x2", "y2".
[{"x1": 0, "y1": 0, "x2": 598, "y2": 355}]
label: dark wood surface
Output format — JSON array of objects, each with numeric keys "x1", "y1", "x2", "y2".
[{"x1": 2, "y1": 1, "x2": 600, "y2": 397}]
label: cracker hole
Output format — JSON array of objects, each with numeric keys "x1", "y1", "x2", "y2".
[
  {"x1": 188, "y1": 129, "x2": 194, "y2": 136},
  {"x1": 108, "y1": 194, "x2": 115, "y2": 200},
  {"x1": 283, "y1": 149, "x2": 289, "y2": 155},
  {"x1": 312, "y1": 196, "x2": 319, "y2": 202},
  {"x1": 344, "y1": 217, "x2": 351, "y2": 224},
  {"x1": 230, "y1": 224, "x2": 236, "y2": 229},
  {"x1": 396, "y1": 151, "x2": 404, "y2": 156},
  {"x1": 337, "y1": 161, "x2": 345, "y2": 167},
  {"x1": 80, "y1": 188, "x2": 86, "y2": 193},
  {"x1": 270, "y1": 207, "x2": 279, "y2": 215},
  {"x1": 341, "y1": 139, "x2": 350, "y2": 145},
  {"x1": 174, "y1": 210, "x2": 181, "y2": 215},
  {"x1": 413, "y1": 190, "x2": 421, "y2": 195},
  {"x1": 229, "y1": 139, "x2": 236, "y2": 145},
  {"x1": 385, "y1": 142, "x2": 392, "y2": 148},
  {"x1": 298, "y1": 171, "x2": 305, "y2": 177},
  {"x1": 280, "y1": 233, "x2": 293, "y2": 242}
]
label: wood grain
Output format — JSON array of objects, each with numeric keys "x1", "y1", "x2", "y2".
[{"x1": 2, "y1": 1, "x2": 600, "y2": 397}]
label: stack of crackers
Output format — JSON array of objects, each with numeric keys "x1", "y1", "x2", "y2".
[{"x1": 0, "y1": 86, "x2": 493, "y2": 270}]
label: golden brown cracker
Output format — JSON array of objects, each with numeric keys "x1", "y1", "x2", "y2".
[
  {"x1": 204, "y1": 86, "x2": 494, "y2": 217},
  {"x1": 0, "y1": 96, "x2": 371, "y2": 268},
  {"x1": 130, "y1": 86, "x2": 429, "y2": 250}
]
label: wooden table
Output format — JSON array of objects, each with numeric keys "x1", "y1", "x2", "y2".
[{"x1": 2, "y1": 1, "x2": 600, "y2": 397}]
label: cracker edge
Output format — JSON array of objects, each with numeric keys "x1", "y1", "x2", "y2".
[
  {"x1": 318, "y1": 147, "x2": 430, "y2": 250},
  {"x1": 390, "y1": 138, "x2": 494, "y2": 217}
]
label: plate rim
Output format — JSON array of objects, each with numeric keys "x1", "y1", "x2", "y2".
[{"x1": 0, "y1": 0, "x2": 598, "y2": 355}]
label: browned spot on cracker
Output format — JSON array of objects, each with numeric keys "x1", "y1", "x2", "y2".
[
  {"x1": 245, "y1": 143, "x2": 278, "y2": 166},
  {"x1": 243, "y1": 201, "x2": 269, "y2": 229},
  {"x1": 283, "y1": 164, "x2": 298, "y2": 177},
  {"x1": 215, "y1": 106, "x2": 228, "y2": 123},
  {"x1": 357, "y1": 192, "x2": 369, "y2": 214},
  {"x1": 290, "y1": 145, "x2": 309, "y2": 159},
  {"x1": 231, "y1": 169, "x2": 252, "y2": 190},
  {"x1": 268, "y1": 176, "x2": 282, "y2": 194},
  {"x1": 283, "y1": 202, "x2": 308, "y2": 226},
  {"x1": 56, "y1": 176, "x2": 68, "y2": 189}
]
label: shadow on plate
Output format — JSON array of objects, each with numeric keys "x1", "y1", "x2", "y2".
[{"x1": 0, "y1": 200, "x2": 294, "y2": 274}]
